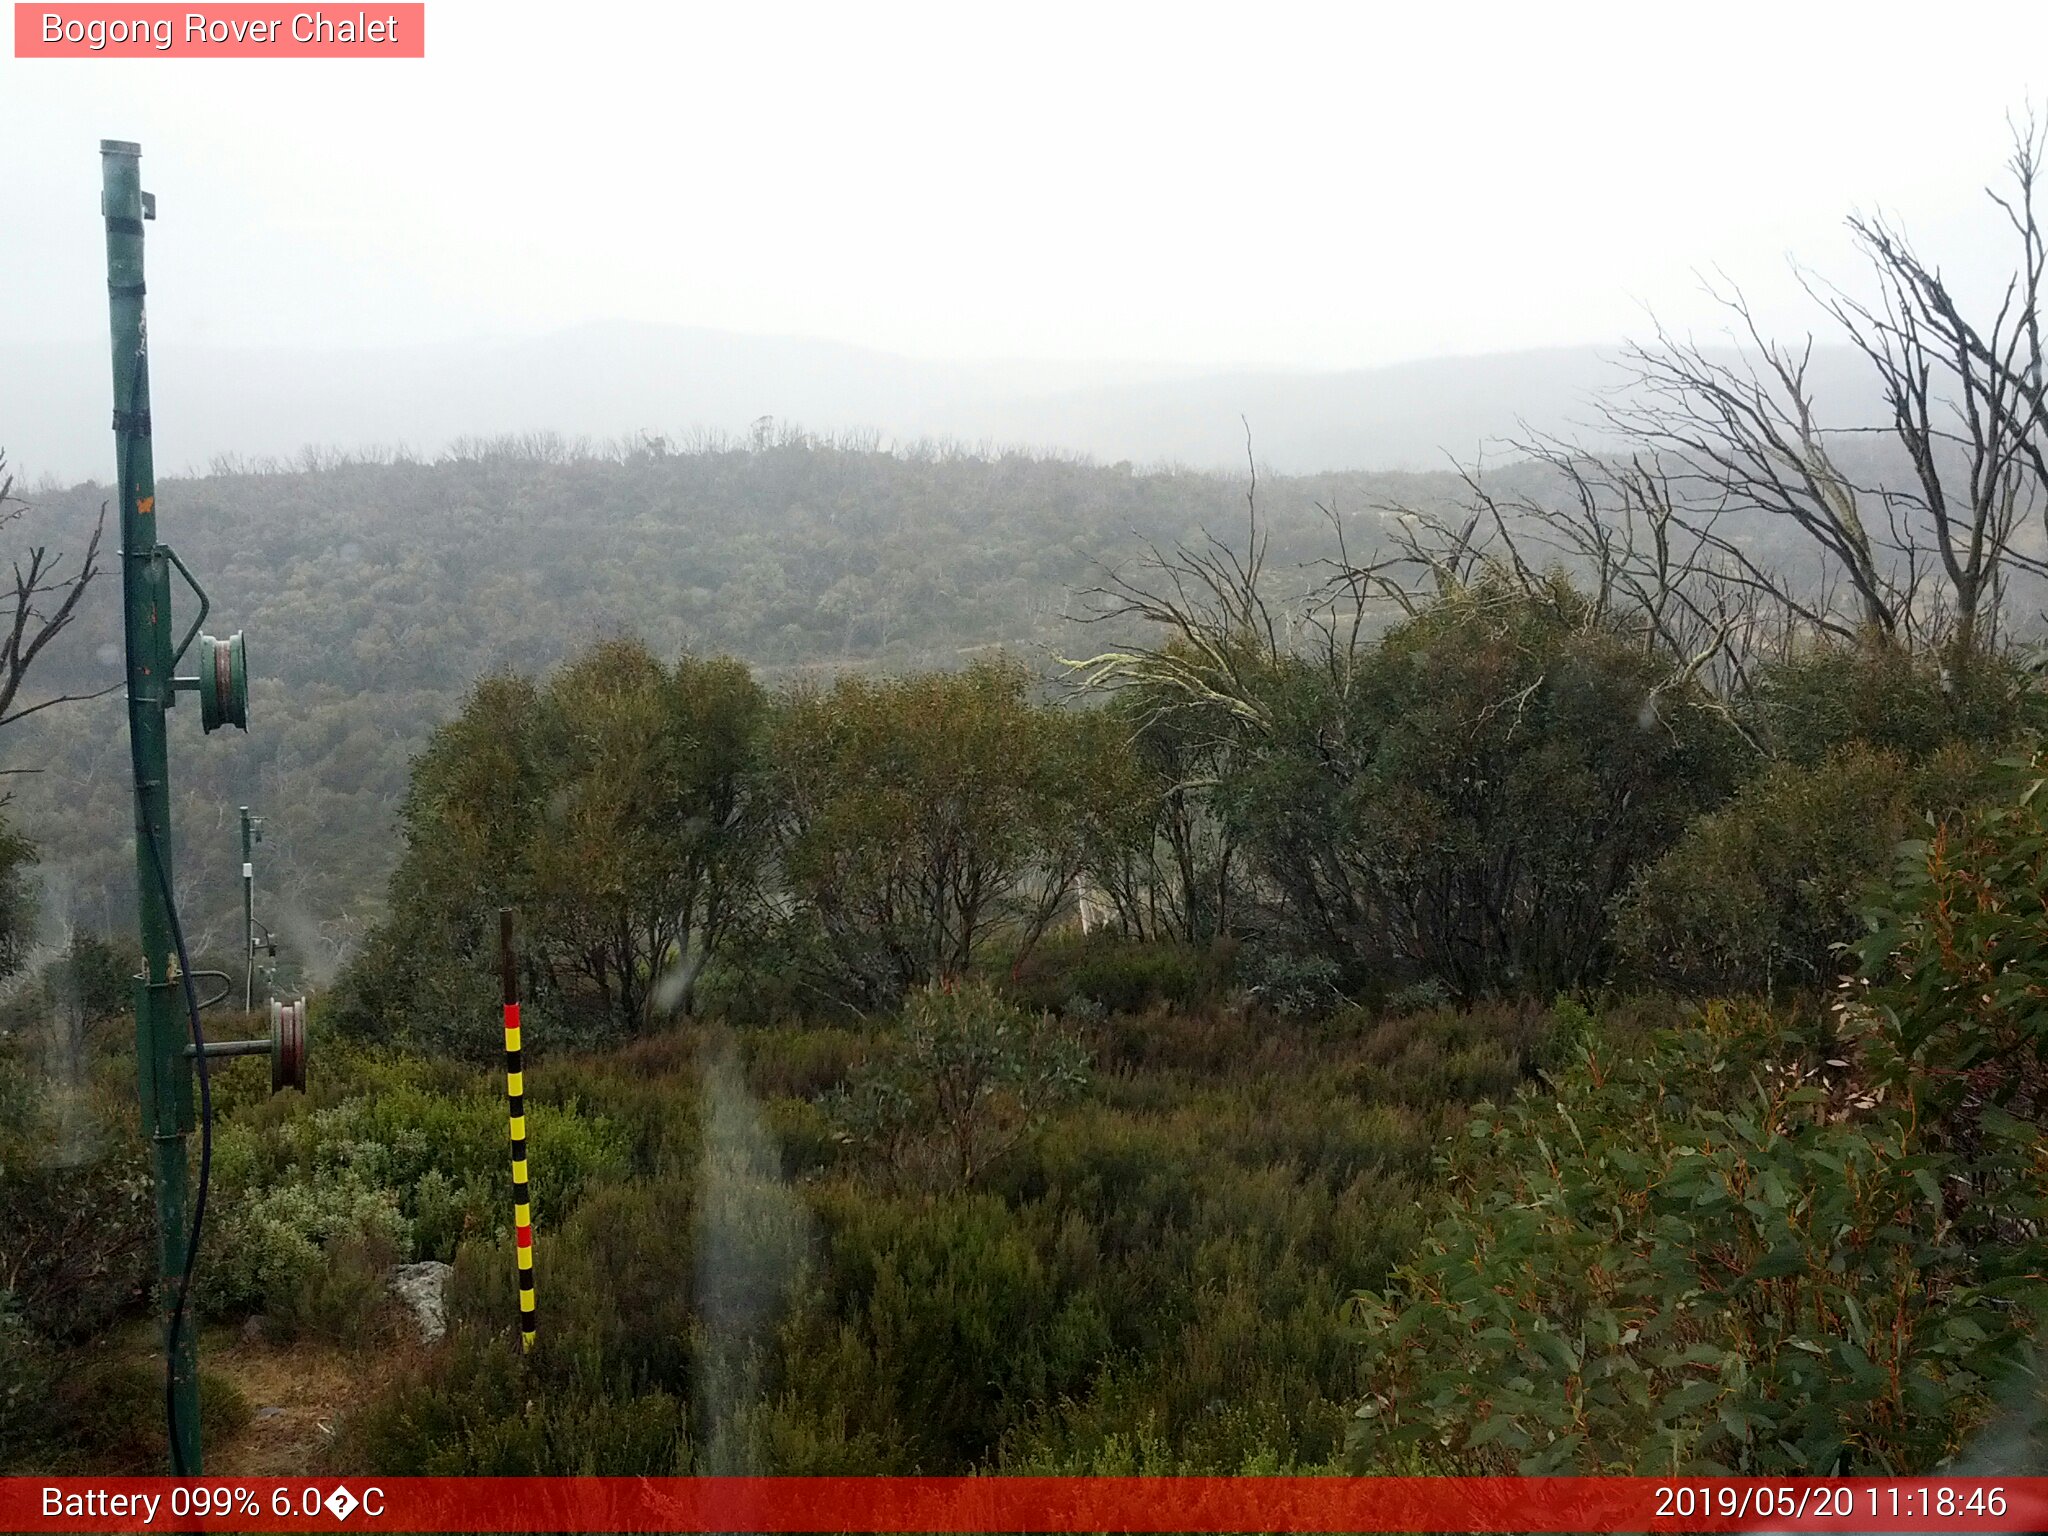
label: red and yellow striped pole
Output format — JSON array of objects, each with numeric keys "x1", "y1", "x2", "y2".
[{"x1": 500, "y1": 907, "x2": 535, "y2": 1353}]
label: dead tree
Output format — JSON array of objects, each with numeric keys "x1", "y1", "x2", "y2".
[
  {"x1": 1363, "y1": 437, "x2": 1799, "y2": 754},
  {"x1": 1602, "y1": 300, "x2": 1917, "y2": 646},
  {"x1": 0, "y1": 453, "x2": 108, "y2": 740},
  {"x1": 1600, "y1": 114, "x2": 2048, "y2": 660}
]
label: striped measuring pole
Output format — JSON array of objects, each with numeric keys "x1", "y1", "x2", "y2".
[{"x1": 500, "y1": 908, "x2": 535, "y2": 1353}]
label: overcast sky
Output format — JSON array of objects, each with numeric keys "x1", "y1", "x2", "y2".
[{"x1": 3, "y1": 1, "x2": 2047, "y2": 372}]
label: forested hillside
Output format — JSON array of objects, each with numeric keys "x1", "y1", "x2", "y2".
[{"x1": 0, "y1": 436, "x2": 1474, "y2": 969}]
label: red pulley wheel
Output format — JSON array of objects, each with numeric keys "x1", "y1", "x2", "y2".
[{"x1": 270, "y1": 997, "x2": 306, "y2": 1093}]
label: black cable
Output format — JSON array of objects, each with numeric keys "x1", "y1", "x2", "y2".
[
  {"x1": 147, "y1": 821, "x2": 213, "y2": 1477},
  {"x1": 115, "y1": 334, "x2": 215, "y2": 1476}
]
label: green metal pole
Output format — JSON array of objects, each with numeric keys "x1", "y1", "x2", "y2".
[{"x1": 103, "y1": 138, "x2": 202, "y2": 1477}]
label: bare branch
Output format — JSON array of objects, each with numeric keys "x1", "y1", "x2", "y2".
[{"x1": 0, "y1": 455, "x2": 109, "y2": 736}]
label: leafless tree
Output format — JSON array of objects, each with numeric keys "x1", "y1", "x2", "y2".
[
  {"x1": 1602, "y1": 303, "x2": 1913, "y2": 643},
  {"x1": 1066, "y1": 432, "x2": 1297, "y2": 730},
  {"x1": 1365, "y1": 438, "x2": 1807, "y2": 754},
  {"x1": 0, "y1": 452, "x2": 110, "y2": 742},
  {"x1": 1082, "y1": 114, "x2": 2048, "y2": 750},
  {"x1": 1805, "y1": 111, "x2": 2048, "y2": 658},
  {"x1": 1594, "y1": 114, "x2": 2048, "y2": 659}
]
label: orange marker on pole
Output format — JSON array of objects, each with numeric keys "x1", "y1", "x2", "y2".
[{"x1": 500, "y1": 907, "x2": 535, "y2": 1353}]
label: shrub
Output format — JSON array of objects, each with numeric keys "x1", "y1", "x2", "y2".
[
  {"x1": 165, "y1": 1036, "x2": 650, "y2": 1431},
  {"x1": 988, "y1": 1090, "x2": 1427, "y2": 1473},
  {"x1": 0, "y1": 1147, "x2": 153, "y2": 1342},
  {"x1": 1614, "y1": 744, "x2": 1988, "y2": 995},
  {"x1": 766, "y1": 659, "x2": 1108, "y2": 1006},
  {"x1": 1350, "y1": 1001, "x2": 2046, "y2": 1474},
  {"x1": 0, "y1": 815, "x2": 32, "y2": 985},
  {"x1": 528, "y1": 1049, "x2": 703, "y2": 1178},
  {"x1": 61, "y1": 933, "x2": 130, "y2": 1024},
  {"x1": 213, "y1": 1065, "x2": 630, "y2": 1266},
  {"x1": 759, "y1": 1095, "x2": 837, "y2": 1180},
  {"x1": 1238, "y1": 948, "x2": 1344, "y2": 1018},
  {"x1": 737, "y1": 1026, "x2": 866, "y2": 1101},
  {"x1": 1327, "y1": 1001, "x2": 1550, "y2": 1109},
  {"x1": 326, "y1": 983, "x2": 1589, "y2": 1477},
  {"x1": 341, "y1": 1170, "x2": 706, "y2": 1474},
  {"x1": 0, "y1": 1329, "x2": 249, "y2": 1474},
  {"x1": 824, "y1": 983, "x2": 1090, "y2": 1190},
  {"x1": 1217, "y1": 580, "x2": 1746, "y2": 997},
  {"x1": 1749, "y1": 645, "x2": 2035, "y2": 768},
  {"x1": 1855, "y1": 745, "x2": 2048, "y2": 1137},
  {"x1": 337, "y1": 646, "x2": 771, "y2": 1051},
  {"x1": 340, "y1": 1315, "x2": 693, "y2": 1475},
  {"x1": 199, "y1": 1173, "x2": 411, "y2": 1336},
  {"x1": 1385, "y1": 976, "x2": 1454, "y2": 1014},
  {"x1": 0, "y1": 1292, "x2": 54, "y2": 1469},
  {"x1": 791, "y1": 1186, "x2": 1115, "y2": 1470},
  {"x1": 1002, "y1": 933, "x2": 1221, "y2": 1018}
]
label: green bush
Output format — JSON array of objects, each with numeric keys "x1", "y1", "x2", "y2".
[
  {"x1": 1350, "y1": 1000, "x2": 2046, "y2": 1474},
  {"x1": 1324, "y1": 1001, "x2": 1549, "y2": 1109},
  {"x1": 0, "y1": 815, "x2": 33, "y2": 985},
  {"x1": 199, "y1": 1172, "x2": 411, "y2": 1334},
  {"x1": 197, "y1": 1063, "x2": 630, "y2": 1335},
  {"x1": 759, "y1": 1095, "x2": 837, "y2": 1180},
  {"x1": 767, "y1": 658, "x2": 1111, "y2": 1006},
  {"x1": 737, "y1": 1026, "x2": 866, "y2": 1100},
  {"x1": 1238, "y1": 948, "x2": 1345, "y2": 1018},
  {"x1": 1215, "y1": 579, "x2": 1746, "y2": 996},
  {"x1": 0, "y1": 1292, "x2": 55, "y2": 1469},
  {"x1": 344, "y1": 1174, "x2": 703, "y2": 1474},
  {"x1": 324, "y1": 977, "x2": 1507, "y2": 1478},
  {"x1": 337, "y1": 646, "x2": 771, "y2": 1052},
  {"x1": 1002, "y1": 934, "x2": 1223, "y2": 1018},
  {"x1": 986, "y1": 1093, "x2": 1423, "y2": 1472},
  {"x1": 528, "y1": 1046, "x2": 703, "y2": 1178},
  {"x1": 339, "y1": 1306, "x2": 693, "y2": 1474},
  {"x1": 0, "y1": 931, "x2": 134, "y2": 1041},
  {"x1": 213, "y1": 1063, "x2": 631, "y2": 1266},
  {"x1": 1617, "y1": 639, "x2": 2033, "y2": 999},
  {"x1": 1749, "y1": 645, "x2": 2035, "y2": 768},
  {"x1": 1614, "y1": 744, "x2": 1989, "y2": 995},
  {"x1": 0, "y1": 1148, "x2": 153, "y2": 1343},
  {"x1": 1855, "y1": 746, "x2": 2048, "y2": 1126},
  {"x1": 787, "y1": 1185, "x2": 1115, "y2": 1470},
  {"x1": 824, "y1": 983, "x2": 1090, "y2": 1190},
  {"x1": 0, "y1": 1329, "x2": 249, "y2": 1474}
]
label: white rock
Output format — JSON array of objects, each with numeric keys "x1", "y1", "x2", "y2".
[{"x1": 389, "y1": 1260, "x2": 453, "y2": 1343}]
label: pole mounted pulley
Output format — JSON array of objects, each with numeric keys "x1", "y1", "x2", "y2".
[
  {"x1": 156, "y1": 545, "x2": 248, "y2": 733},
  {"x1": 197, "y1": 630, "x2": 248, "y2": 732},
  {"x1": 176, "y1": 992, "x2": 306, "y2": 1094},
  {"x1": 270, "y1": 998, "x2": 307, "y2": 1093}
]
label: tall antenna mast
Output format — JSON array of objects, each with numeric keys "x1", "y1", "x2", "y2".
[
  {"x1": 104, "y1": 138, "x2": 275, "y2": 1476},
  {"x1": 104, "y1": 136, "x2": 202, "y2": 1477},
  {"x1": 241, "y1": 805, "x2": 267, "y2": 1010}
]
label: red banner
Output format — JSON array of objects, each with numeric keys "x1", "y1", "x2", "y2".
[
  {"x1": 5, "y1": 1476, "x2": 2048, "y2": 1532},
  {"x1": 13, "y1": 5, "x2": 424, "y2": 57}
]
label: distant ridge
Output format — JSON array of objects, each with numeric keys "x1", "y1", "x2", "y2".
[{"x1": 0, "y1": 323, "x2": 1884, "y2": 484}]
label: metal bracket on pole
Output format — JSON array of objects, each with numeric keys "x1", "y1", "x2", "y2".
[{"x1": 162, "y1": 544, "x2": 210, "y2": 668}]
